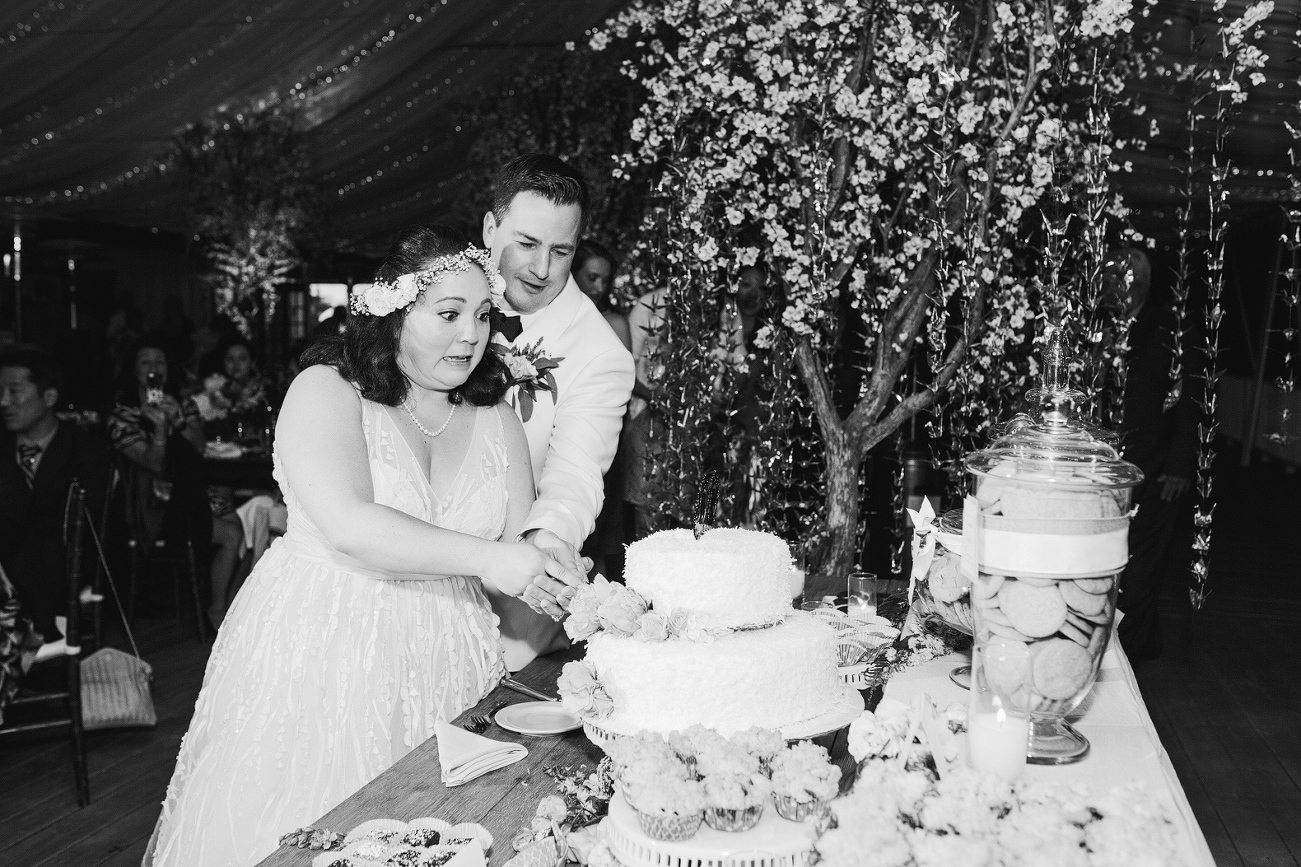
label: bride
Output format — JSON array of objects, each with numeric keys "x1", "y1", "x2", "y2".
[{"x1": 145, "y1": 226, "x2": 584, "y2": 867}]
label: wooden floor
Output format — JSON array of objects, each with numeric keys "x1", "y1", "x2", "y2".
[{"x1": 1, "y1": 456, "x2": 1298, "y2": 866}]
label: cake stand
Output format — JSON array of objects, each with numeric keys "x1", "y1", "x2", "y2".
[
  {"x1": 601, "y1": 791, "x2": 818, "y2": 867},
  {"x1": 580, "y1": 691, "x2": 864, "y2": 753}
]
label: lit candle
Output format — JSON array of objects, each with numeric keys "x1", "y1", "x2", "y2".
[
  {"x1": 847, "y1": 571, "x2": 877, "y2": 619},
  {"x1": 968, "y1": 707, "x2": 1028, "y2": 781},
  {"x1": 789, "y1": 567, "x2": 806, "y2": 601},
  {"x1": 847, "y1": 594, "x2": 876, "y2": 618}
]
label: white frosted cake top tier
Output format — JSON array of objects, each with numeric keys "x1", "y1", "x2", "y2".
[{"x1": 623, "y1": 527, "x2": 794, "y2": 629}]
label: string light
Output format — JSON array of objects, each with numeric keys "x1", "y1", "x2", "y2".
[{"x1": 2, "y1": 0, "x2": 465, "y2": 206}]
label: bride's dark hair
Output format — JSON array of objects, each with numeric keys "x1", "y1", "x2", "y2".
[{"x1": 301, "y1": 225, "x2": 510, "y2": 407}]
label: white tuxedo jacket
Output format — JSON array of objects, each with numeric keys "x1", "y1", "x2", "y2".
[{"x1": 489, "y1": 275, "x2": 635, "y2": 670}]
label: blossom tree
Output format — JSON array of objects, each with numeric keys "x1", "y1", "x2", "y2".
[
  {"x1": 600, "y1": 0, "x2": 1151, "y2": 598},
  {"x1": 172, "y1": 102, "x2": 319, "y2": 339}
]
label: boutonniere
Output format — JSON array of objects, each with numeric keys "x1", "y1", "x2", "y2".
[{"x1": 493, "y1": 339, "x2": 564, "y2": 422}]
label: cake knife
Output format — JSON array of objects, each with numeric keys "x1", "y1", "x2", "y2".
[{"x1": 501, "y1": 677, "x2": 558, "y2": 703}]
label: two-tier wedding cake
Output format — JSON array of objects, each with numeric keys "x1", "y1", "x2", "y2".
[{"x1": 559, "y1": 528, "x2": 861, "y2": 738}]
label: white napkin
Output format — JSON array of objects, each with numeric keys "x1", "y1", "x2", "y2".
[
  {"x1": 204, "y1": 440, "x2": 243, "y2": 459},
  {"x1": 435, "y1": 720, "x2": 528, "y2": 787}
]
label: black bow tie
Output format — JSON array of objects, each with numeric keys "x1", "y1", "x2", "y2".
[{"x1": 490, "y1": 307, "x2": 523, "y2": 341}]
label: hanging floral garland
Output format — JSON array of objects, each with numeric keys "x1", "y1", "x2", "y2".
[
  {"x1": 1273, "y1": 28, "x2": 1301, "y2": 450},
  {"x1": 1160, "y1": 2, "x2": 1272, "y2": 611}
]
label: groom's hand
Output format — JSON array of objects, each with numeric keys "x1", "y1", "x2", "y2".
[{"x1": 523, "y1": 529, "x2": 588, "y2": 608}]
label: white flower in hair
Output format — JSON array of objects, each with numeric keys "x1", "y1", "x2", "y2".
[{"x1": 351, "y1": 247, "x2": 504, "y2": 317}]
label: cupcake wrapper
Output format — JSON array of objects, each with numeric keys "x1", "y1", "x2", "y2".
[
  {"x1": 773, "y1": 794, "x2": 826, "y2": 822},
  {"x1": 634, "y1": 808, "x2": 704, "y2": 842},
  {"x1": 704, "y1": 804, "x2": 764, "y2": 832}
]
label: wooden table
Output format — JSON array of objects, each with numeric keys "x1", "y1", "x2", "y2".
[
  {"x1": 885, "y1": 645, "x2": 1217, "y2": 867},
  {"x1": 256, "y1": 651, "x2": 605, "y2": 867},
  {"x1": 204, "y1": 449, "x2": 276, "y2": 491}
]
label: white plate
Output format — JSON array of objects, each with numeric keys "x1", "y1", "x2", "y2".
[{"x1": 495, "y1": 701, "x2": 582, "y2": 735}]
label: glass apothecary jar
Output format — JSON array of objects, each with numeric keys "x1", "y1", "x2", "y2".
[{"x1": 962, "y1": 361, "x2": 1142, "y2": 764}]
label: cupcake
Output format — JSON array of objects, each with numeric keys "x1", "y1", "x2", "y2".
[
  {"x1": 623, "y1": 776, "x2": 707, "y2": 842},
  {"x1": 769, "y1": 741, "x2": 841, "y2": 821},
  {"x1": 702, "y1": 772, "x2": 771, "y2": 832}
]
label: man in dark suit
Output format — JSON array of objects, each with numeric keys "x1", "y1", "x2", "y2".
[
  {"x1": 1108, "y1": 250, "x2": 1200, "y2": 661},
  {"x1": 0, "y1": 345, "x2": 109, "y2": 641}
]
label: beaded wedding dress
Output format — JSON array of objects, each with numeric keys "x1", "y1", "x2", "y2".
[{"x1": 145, "y1": 400, "x2": 510, "y2": 867}]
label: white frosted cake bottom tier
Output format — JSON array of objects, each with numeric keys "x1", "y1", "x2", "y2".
[{"x1": 584, "y1": 612, "x2": 856, "y2": 736}]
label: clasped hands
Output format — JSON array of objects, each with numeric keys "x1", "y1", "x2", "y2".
[{"x1": 517, "y1": 529, "x2": 588, "y2": 621}]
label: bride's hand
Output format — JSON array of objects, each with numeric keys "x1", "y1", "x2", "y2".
[
  {"x1": 484, "y1": 543, "x2": 584, "y2": 619},
  {"x1": 520, "y1": 570, "x2": 583, "y2": 620}
]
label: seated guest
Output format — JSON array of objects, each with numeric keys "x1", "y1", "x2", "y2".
[
  {"x1": 193, "y1": 336, "x2": 273, "y2": 442},
  {"x1": 0, "y1": 345, "x2": 110, "y2": 641},
  {"x1": 108, "y1": 337, "x2": 244, "y2": 631},
  {"x1": 0, "y1": 561, "x2": 44, "y2": 726}
]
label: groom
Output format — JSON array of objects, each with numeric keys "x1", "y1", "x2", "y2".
[{"x1": 483, "y1": 154, "x2": 635, "y2": 671}]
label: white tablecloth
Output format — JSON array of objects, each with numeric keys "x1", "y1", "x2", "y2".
[{"x1": 884, "y1": 643, "x2": 1215, "y2": 867}]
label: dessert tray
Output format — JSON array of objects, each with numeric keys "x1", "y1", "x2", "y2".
[
  {"x1": 600, "y1": 791, "x2": 817, "y2": 867},
  {"x1": 581, "y1": 691, "x2": 863, "y2": 751}
]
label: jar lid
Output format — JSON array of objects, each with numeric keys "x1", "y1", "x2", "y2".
[{"x1": 963, "y1": 327, "x2": 1142, "y2": 490}]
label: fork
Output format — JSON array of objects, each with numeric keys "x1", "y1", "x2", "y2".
[{"x1": 463, "y1": 702, "x2": 506, "y2": 734}]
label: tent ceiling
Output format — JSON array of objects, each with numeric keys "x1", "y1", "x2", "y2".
[
  {"x1": 1, "y1": 0, "x2": 625, "y2": 256},
  {"x1": 2, "y1": 0, "x2": 1297, "y2": 257}
]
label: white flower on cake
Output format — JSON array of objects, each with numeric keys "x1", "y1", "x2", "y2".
[
  {"x1": 556, "y1": 660, "x2": 614, "y2": 719},
  {"x1": 563, "y1": 575, "x2": 650, "y2": 641}
]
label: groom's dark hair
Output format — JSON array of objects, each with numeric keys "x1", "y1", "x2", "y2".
[
  {"x1": 301, "y1": 225, "x2": 510, "y2": 408},
  {"x1": 491, "y1": 154, "x2": 589, "y2": 231}
]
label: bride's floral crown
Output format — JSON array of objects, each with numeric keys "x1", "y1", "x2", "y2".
[{"x1": 350, "y1": 247, "x2": 506, "y2": 317}]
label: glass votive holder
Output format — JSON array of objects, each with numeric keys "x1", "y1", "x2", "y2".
[
  {"x1": 846, "y1": 570, "x2": 877, "y2": 620},
  {"x1": 967, "y1": 636, "x2": 1030, "y2": 782}
]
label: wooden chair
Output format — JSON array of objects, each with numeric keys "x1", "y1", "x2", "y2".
[
  {"x1": 126, "y1": 508, "x2": 206, "y2": 643},
  {"x1": 0, "y1": 481, "x2": 91, "y2": 806},
  {"x1": 87, "y1": 465, "x2": 120, "y2": 651}
]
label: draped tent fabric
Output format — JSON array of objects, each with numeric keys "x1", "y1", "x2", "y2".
[
  {"x1": 0, "y1": 0, "x2": 626, "y2": 256},
  {"x1": 1, "y1": 0, "x2": 1299, "y2": 256}
]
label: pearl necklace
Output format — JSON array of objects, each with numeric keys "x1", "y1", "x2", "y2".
[{"x1": 402, "y1": 397, "x2": 457, "y2": 438}]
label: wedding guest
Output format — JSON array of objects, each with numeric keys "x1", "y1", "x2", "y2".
[
  {"x1": 481, "y1": 154, "x2": 636, "y2": 668},
  {"x1": 0, "y1": 561, "x2": 43, "y2": 726},
  {"x1": 107, "y1": 337, "x2": 244, "y2": 631},
  {"x1": 625, "y1": 287, "x2": 668, "y2": 539},
  {"x1": 191, "y1": 312, "x2": 240, "y2": 378},
  {"x1": 1111, "y1": 248, "x2": 1198, "y2": 661},
  {"x1": 573, "y1": 239, "x2": 631, "y2": 578},
  {"x1": 157, "y1": 295, "x2": 195, "y2": 375},
  {"x1": 144, "y1": 226, "x2": 582, "y2": 867},
  {"x1": 311, "y1": 304, "x2": 349, "y2": 342},
  {"x1": 105, "y1": 290, "x2": 145, "y2": 373},
  {"x1": 195, "y1": 336, "x2": 272, "y2": 441},
  {"x1": 0, "y1": 345, "x2": 110, "y2": 640},
  {"x1": 724, "y1": 263, "x2": 781, "y2": 525},
  {"x1": 573, "y1": 239, "x2": 632, "y2": 350}
]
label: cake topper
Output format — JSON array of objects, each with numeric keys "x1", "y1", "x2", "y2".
[{"x1": 692, "y1": 472, "x2": 720, "y2": 539}]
